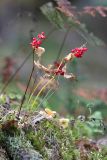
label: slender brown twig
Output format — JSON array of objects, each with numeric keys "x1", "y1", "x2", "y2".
[
  {"x1": 45, "y1": 27, "x2": 56, "y2": 42},
  {"x1": 56, "y1": 28, "x2": 70, "y2": 60},
  {"x1": 17, "y1": 51, "x2": 35, "y2": 118}
]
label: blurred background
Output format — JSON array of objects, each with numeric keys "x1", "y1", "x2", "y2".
[{"x1": 0, "y1": 0, "x2": 107, "y2": 118}]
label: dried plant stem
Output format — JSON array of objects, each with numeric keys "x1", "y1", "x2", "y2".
[
  {"x1": 17, "y1": 52, "x2": 35, "y2": 118},
  {"x1": 31, "y1": 76, "x2": 55, "y2": 110},
  {"x1": 28, "y1": 77, "x2": 45, "y2": 104},
  {"x1": 36, "y1": 88, "x2": 55, "y2": 109},
  {"x1": 56, "y1": 28, "x2": 70, "y2": 60},
  {"x1": 28, "y1": 76, "x2": 37, "y2": 98},
  {"x1": 0, "y1": 52, "x2": 32, "y2": 94},
  {"x1": 76, "y1": 29, "x2": 88, "y2": 42},
  {"x1": 45, "y1": 27, "x2": 56, "y2": 41}
]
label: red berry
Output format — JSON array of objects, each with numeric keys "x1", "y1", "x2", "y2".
[
  {"x1": 71, "y1": 47, "x2": 88, "y2": 58},
  {"x1": 30, "y1": 32, "x2": 46, "y2": 49}
]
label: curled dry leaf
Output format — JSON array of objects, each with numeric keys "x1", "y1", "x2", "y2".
[
  {"x1": 64, "y1": 73, "x2": 76, "y2": 80},
  {"x1": 35, "y1": 47, "x2": 45, "y2": 57},
  {"x1": 64, "y1": 53, "x2": 75, "y2": 62},
  {"x1": 34, "y1": 60, "x2": 53, "y2": 74},
  {"x1": 34, "y1": 60, "x2": 76, "y2": 81}
]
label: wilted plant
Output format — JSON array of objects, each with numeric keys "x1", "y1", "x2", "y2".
[
  {"x1": 0, "y1": 2, "x2": 107, "y2": 159},
  {"x1": 23, "y1": 31, "x2": 88, "y2": 113}
]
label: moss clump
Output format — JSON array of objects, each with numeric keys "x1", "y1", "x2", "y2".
[
  {"x1": 0, "y1": 97, "x2": 106, "y2": 160},
  {"x1": 5, "y1": 136, "x2": 43, "y2": 160}
]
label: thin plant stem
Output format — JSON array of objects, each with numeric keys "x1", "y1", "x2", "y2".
[
  {"x1": 36, "y1": 88, "x2": 53, "y2": 109},
  {"x1": 30, "y1": 59, "x2": 64, "y2": 110},
  {"x1": 45, "y1": 27, "x2": 56, "y2": 41},
  {"x1": 31, "y1": 76, "x2": 55, "y2": 110},
  {"x1": 56, "y1": 28, "x2": 70, "y2": 60},
  {"x1": 28, "y1": 76, "x2": 59, "y2": 108},
  {"x1": 28, "y1": 69, "x2": 46, "y2": 100},
  {"x1": 28, "y1": 75, "x2": 36, "y2": 98},
  {"x1": 76, "y1": 29, "x2": 88, "y2": 43},
  {"x1": 33, "y1": 76, "x2": 59, "y2": 111},
  {"x1": 17, "y1": 51, "x2": 35, "y2": 118},
  {"x1": 36, "y1": 88, "x2": 56, "y2": 110},
  {"x1": 28, "y1": 77, "x2": 45, "y2": 104}
]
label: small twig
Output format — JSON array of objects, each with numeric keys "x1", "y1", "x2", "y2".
[
  {"x1": 56, "y1": 28, "x2": 70, "y2": 60},
  {"x1": 28, "y1": 75, "x2": 36, "y2": 99},
  {"x1": 45, "y1": 27, "x2": 56, "y2": 41},
  {"x1": 17, "y1": 51, "x2": 35, "y2": 118},
  {"x1": 76, "y1": 29, "x2": 88, "y2": 43},
  {"x1": 37, "y1": 88, "x2": 56, "y2": 110},
  {"x1": 31, "y1": 76, "x2": 55, "y2": 110}
]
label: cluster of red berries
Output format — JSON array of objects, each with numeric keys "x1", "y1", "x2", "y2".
[
  {"x1": 31, "y1": 32, "x2": 46, "y2": 49},
  {"x1": 53, "y1": 47, "x2": 88, "y2": 76},
  {"x1": 31, "y1": 32, "x2": 88, "y2": 78},
  {"x1": 54, "y1": 61, "x2": 65, "y2": 70},
  {"x1": 53, "y1": 61, "x2": 65, "y2": 76},
  {"x1": 54, "y1": 69, "x2": 65, "y2": 76},
  {"x1": 71, "y1": 47, "x2": 88, "y2": 58}
]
